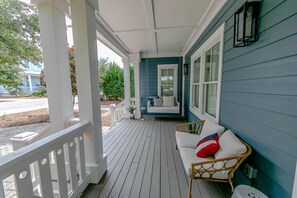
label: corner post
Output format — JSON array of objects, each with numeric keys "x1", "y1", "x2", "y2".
[
  {"x1": 130, "y1": 53, "x2": 141, "y2": 119},
  {"x1": 33, "y1": 0, "x2": 73, "y2": 133},
  {"x1": 70, "y1": 0, "x2": 107, "y2": 183},
  {"x1": 122, "y1": 57, "x2": 131, "y2": 118}
]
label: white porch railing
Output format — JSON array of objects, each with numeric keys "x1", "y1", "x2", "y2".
[
  {"x1": 102, "y1": 100, "x2": 125, "y2": 126},
  {"x1": 0, "y1": 122, "x2": 91, "y2": 198}
]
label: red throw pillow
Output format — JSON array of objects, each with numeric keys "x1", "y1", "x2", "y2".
[{"x1": 195, "y1": 133, "x2": 220, "y2": 158}]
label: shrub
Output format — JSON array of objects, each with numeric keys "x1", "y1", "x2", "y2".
[{"x1": 32, "y1": 90, "x2": 47, "y2": 96}]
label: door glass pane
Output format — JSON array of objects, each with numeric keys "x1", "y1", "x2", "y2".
[
  {"x1": 205, "y1": 42, "x2": 220, "y2": 82},
  {"x1": 192, "y1": 85, "x2": 199, "y2": 108},
  {"x1": 205, "y1": 83, "x2": 217, "y2": 117},
  {"x1": 193, "y1": 58, "x2": 200, "y2": 83}
]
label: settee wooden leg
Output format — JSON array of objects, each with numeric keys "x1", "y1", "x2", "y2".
[
  {"x1": 229, "y1": 178, "x2": 235, "y2": 192},
  {"x1": 188, "y1": 176, "x2": 193, "y2": 198}
]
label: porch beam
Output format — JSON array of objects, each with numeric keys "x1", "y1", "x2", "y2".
[
  {"x1": 70, "y1": 0, "x2": 107, "y2": 183},
  {"x1": 122, "y1": 57, "x2": 131, "y2": 118},
  {"x1": 34, "y1": 0, "x2": 73, "y2": 133},
  {"x1": 142, "y1": 0, "x2": 158, "y2": 54},
  {"x1": 130, "y1": 53, "x2": 141, "y2": 119}
]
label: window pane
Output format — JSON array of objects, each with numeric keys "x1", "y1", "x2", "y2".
[
  {"x1": 167, "y1": 69, "x2": 174, "y2": 77},
  {"x1": 192, "y1": 85, "x2": 199, "y2": 108},
  {"x1": 205, "y1": 42, "x2": 220, "y2": 82},
  {"x1": 161, "y1": 69, "x2": 174, "y2": 86},
  {"x1": 205, "y1": 83, "x2": 217, "y2": 117},
  {"x1": 161, "y1": 86, "x2": 174, "y2": 96},
  {"x1": 193, "y1": 58, "x2": 200, "y2": 83}
]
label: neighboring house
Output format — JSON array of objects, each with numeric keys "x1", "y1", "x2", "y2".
[
  {"x1": 0, "y1": 0, "x2": 296, "y2": 198},
  {"x1": 20, "y1": 62, "x2": 43, "y2": 94},
  {"x1": 0, "y1": 62, "x2": 43, "y2": 96}
]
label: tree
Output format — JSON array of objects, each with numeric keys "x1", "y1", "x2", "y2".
[
  {"x1": 101, "y1": 63, "x2": 124, "y2": 100},
  {"x1": 39, "y1": 47, "x2": 77, "y2": 105},
  {"x1": 0, "y1": 63, "x2": 25, "y2": 96},
  {"x1": 0, "y1": 0, "x2": 41, "y2": 65},
  {"x1": 0, "y1": 0, "x2": 41, "y2": 92},
  {"x1": 98, "y1": 57, "x2": 110, "y2": 87},
  {"x1": 130, "y1": 64, "x2": 135, "y2": 98},
  {"x1": 68, "y1": 47, "x2": 77, "y2": 104}
]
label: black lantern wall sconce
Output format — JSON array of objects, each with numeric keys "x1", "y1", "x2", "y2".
[
  {"x1": 183, "y1": 64, "x2": 188, "y2": 75},
  {"x1": 233, "y1": 1, "x2": 261, "y2": 47}
]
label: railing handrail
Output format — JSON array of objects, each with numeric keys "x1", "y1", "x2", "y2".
[
  {"x1": 116, "y1": 100, "x2": 125, "y2": 108},
  {"x1": 0, "y1": 121, "x2": 90, "y2": 180}
]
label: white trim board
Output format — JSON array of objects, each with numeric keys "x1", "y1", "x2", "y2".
[
  {"x1": 157, "y1": 64, "x2": 178, "y2": 98},
  {"x1": 189, "y1": 23, "x2": 225, "y2": 123}
]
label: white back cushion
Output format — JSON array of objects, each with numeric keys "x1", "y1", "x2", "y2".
[
  {"x1": 200, "y1": 120, "x2": 225, "y2": 139},
  {"x1": 175, "y1": 131, "x2": 201, "y2": 149},
  {"x1": 214, "y1": 130, "x2": 247, "y2": 159},
  {"x1": 163, "y1": 96, "x2": 174, "y2": 107}
]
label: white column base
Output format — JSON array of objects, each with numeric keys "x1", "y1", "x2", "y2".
[{"x1": 87, "y1": 154, "x2": 107, "y2": 184}]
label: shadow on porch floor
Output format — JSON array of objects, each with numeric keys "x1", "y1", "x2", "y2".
[{"x1": 82, "y1": 116, "x2": 232, "y2": 198}]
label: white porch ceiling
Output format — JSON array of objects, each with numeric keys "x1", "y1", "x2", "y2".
[{"x1": 97, "y1": 0, "x2": 226, "y2": 56}]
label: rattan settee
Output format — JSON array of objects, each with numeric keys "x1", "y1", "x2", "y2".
[{"x1": 175, "y1": 120, "x2": 252, "y2": 198}]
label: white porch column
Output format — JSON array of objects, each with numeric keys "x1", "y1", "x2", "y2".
[
  {"x1": 27, "y1": 75, "x2": 33, "y2": 93},
  {"x1": 130, "y1": 53, "x2": 141, "y2": 119},
  {"x1": 122, "y1": 57, "x2": 131, "y2": 118},
  {"x1": 71, "y1": 0, "x2": 107, "y2": 183},
  {"x1": 34, "y1": 0, "x2": 73, "y2": 133}
]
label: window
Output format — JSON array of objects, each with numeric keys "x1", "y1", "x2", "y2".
[
  {"x1": 158, "y1": 64, "x2": 178, "y2": 97},
  {"x1": 192, "y1": 58, "x2": 200, "y2": 109},
  {"x1": 190, "y1": 24, "x2": 224, "y2": 122}
]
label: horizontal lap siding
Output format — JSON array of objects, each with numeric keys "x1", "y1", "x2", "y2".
[
  {"x1": 184, "y1": 0, "x2": 297, "y2": 197},
  {"x1": 140, "y1": 57, "x2": 183, "y2": 115}
]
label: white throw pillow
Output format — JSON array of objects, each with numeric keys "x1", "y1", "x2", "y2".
[
  {"x1": 154, "y1": 98, "x2": 163, "y2": 107},
  {"x1": 214, "y1": 130, "x2": 247, "y2": 159},
  {"x1": 163, "y1": 96, "x2": 174, "y2": 107}
]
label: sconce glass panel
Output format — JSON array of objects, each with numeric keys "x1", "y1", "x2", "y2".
[{"x1": 233, "y1": 1, "x2": 260, "y2": 47}]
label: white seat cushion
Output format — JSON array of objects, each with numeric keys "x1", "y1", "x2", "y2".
[
  {"x1": 175, "y1": 131, "x2": 201, "y2": 149},
  {"x1": 179, "y1": 147, "x2": 228, "y2": 179},
  {"x1": 200, "y1": 120, "x2": 225, "y2": 139}
]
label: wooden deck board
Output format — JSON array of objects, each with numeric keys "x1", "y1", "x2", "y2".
[{"x1": 82, "y1": 116, "x2": 231, "y2": 198}]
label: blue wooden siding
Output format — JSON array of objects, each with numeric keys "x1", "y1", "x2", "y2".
[
  {"x1": 184, "y1": 0, "x2": 297, "y2": 197},
  {"x1": 139, "y1": 57, "x2": 183, "y2": 115}
]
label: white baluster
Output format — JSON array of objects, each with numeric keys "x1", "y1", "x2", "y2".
[
  {"x1": 78, "y1": 135, "x2": 86, "y2": 180},
  {"x1": 15, "y1": 167, "x2": 34, "y2": 198},
  {"x1": 68, "y1": 140, "x2": 78, "y2": 191},
  {"x1": 55, "y1": 148, "x2": 68, "y2": 197},
  {"x1": 0, "y1": 181, "x2": 5, "y2": 198},
  {"x1": 39, "y1": 155, "x2": 54, "y2": 198}
]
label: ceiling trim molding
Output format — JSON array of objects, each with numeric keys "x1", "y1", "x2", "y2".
[
  {"x1": 141, "y1": 52, "x2": 182, "y2": 58},
  {"x1": 181, "y1": 0, "x2": 227, "y2": 56},
  {"x1": 155, "y1": 24, "x2": 196, "y2": 31},
  {"x1": 95, "y1": 12, "x2": 129, "y2": 57}
]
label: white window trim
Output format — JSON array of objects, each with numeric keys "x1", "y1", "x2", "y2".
[
  {"x1": 190, "y1": 24, "x2": 225, "y2": 123},
  {"x1": 158, "y1": 64, "x2": 178, "y2": 97}
]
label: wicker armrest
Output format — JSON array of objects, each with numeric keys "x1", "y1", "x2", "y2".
[{"x1": 176, "y1": 120, "x2": 205, "y2": 135}]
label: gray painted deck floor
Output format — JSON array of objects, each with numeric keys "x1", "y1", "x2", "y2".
[{"x1": 82, "y1": 116, "x2": 232, "y2": 198}]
